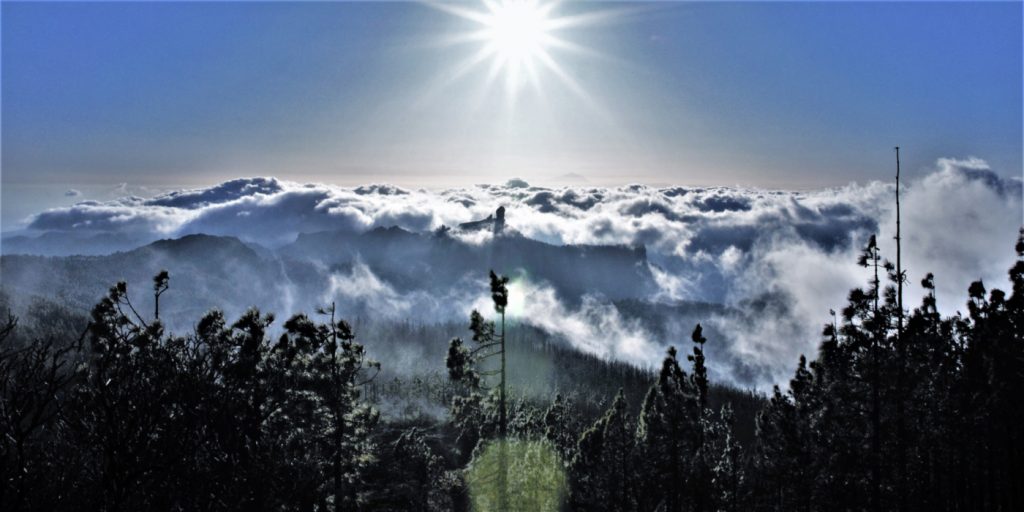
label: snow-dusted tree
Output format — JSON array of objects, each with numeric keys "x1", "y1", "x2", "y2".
[
  {"x1": 278, "y1": 303, "x2": 381, "y2": 510},
  {"x1": 445, "y1": 270, "x2": 512, "y2": 508},
  {"x1": 635, "y1": 346, "x2": 700, "y2": 512},
  {"x1": 571, "y1": 389, "x2": 636, "y2": 511}
]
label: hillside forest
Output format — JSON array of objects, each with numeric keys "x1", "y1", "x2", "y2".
[{"x1": 1, "y1": 229, "x2": 1022, "y2": 511}]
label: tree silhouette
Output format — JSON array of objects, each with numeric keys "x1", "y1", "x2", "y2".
[
  {"x1": 152, "y1": 270, "x2": 169, "y2": 320},
  {"x1": 445, "y1": 270, "x2": 512, "y2": 510},
  {"x1": 571, "y1": 388, "x2": 635, "y2": 511},
  {"x1": 278, "y1": 303, "x2": 381, "y2": 510},
  {"x1": 636, "y1": 345, "x2": 699, "y2": 512}
]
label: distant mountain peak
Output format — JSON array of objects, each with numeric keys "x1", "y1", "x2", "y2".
[
  {"x1": 140, "y1": 233, "x2": 259, "y2": 261},
  {"x1": 150, "y1": 233, "x2": 245, "y2": 247}
]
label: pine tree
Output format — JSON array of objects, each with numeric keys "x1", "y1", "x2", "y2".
[
  {"x1": 893, "y1": 145, "x2": 909, "y2": 512},
  {"x1": 542, "y1": 393, "x2": 579, "y2": 463},
  {"x1": 570, "y1": 389, "x2": 636, "y2": 511},
  {"x1": 445, "y1": 270, "x2": 512, "y2": 510},
  {"x1": 710, "y1": 405, "x2": 745, "y2": 512},
  {"x1": 857, "y1": 234, "x2": 885, "y2": 512},
  {"x1": 636, "y1": 346, "x2": 700, "y2": 512},
  {"x1": 0, "y1": 313, "x2": 76, "y2": 510},
  {"x1": 688, "y1": 324, "x2": 712, "y2": 512},
  {"x1": 374, "y1": 428, "x2": 448, "y2": 511},
  {"x1": 279, "y1": 305, "x2": 381, "y2": 510}
]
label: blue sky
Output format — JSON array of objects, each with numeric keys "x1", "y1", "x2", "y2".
[{"x1": 2, "y1": 1, "x2": 1021, "y2": 229}]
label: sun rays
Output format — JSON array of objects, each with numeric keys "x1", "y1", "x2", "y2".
[{"x1": 429, "y1": 0, "x2": 616, "y2": 105}]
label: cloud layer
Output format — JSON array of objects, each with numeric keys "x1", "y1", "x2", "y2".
[{"x1": 13, "y1": 158, "x2": 1024, "y2": 389}]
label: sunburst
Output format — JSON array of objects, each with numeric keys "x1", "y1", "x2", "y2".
[{"x1": 431, "y1": 0, "x2": 614, "y2": 102}]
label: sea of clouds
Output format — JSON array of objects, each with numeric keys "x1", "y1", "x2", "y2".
[{"x1": 16, "y1": 157, "x2": 1024, "y2": 388}]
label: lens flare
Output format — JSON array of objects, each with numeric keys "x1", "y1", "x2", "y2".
[{"x1": 505, "y1": 278, "x2": 526, "y2": 318}]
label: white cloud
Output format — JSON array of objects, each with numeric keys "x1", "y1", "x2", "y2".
[
  {"x1": 325, "y1": 262, "x2": 413, "y2": 318},
  {"x1": 322, "y1": 261, "x2": 485, "y2": 322},
  {"x1": 15, "y1": 158, "x2": 1022, "y2": 390},
  {"x1": 883, "y1": 157, "x2": 1022, "y2": 309},
  {"x1": 711, "y1": 157, "x2": 1022, "y2": 386},
  {"x1": 473, "y1": 278, "x2": 662, "y2": 367}
]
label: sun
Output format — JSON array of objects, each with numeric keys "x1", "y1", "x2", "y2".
[
  {"x1": 482, "y1": 0, "x2": 553, "y2": 76},
  {"x1": 431, "y1": 0, "x2": 611, "y2": 101}
]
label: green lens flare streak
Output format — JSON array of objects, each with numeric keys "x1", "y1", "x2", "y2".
[{"x1": 465, "y1": 439, "x2": 567, "y2": 511}]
